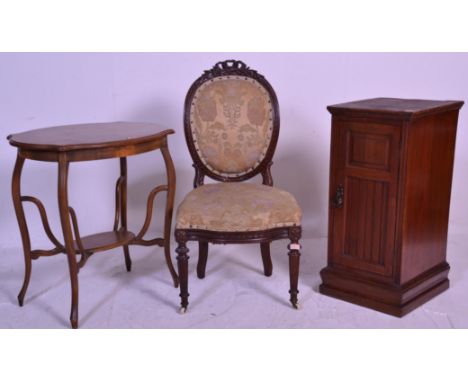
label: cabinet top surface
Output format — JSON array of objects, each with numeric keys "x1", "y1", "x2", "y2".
[
  {"x1": 328, "y1": 98, "x2": 464, "y2": 119},
  {"x1": 8, "y1": 122, "x2": 174, "y2": 152}
]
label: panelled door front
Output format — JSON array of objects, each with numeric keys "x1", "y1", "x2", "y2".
[{"x1": 329, "y1": 118, "x2": 401, "y2": 277}]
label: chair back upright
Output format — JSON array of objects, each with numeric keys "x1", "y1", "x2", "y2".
[{"x1": 184, "y1": 60, "x2": 280, "y2": 188}]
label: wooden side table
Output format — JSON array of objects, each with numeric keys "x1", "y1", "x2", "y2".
[
  {"x1": 320, "y1": 98, "x2": 464, "y2": 316},
  {"x1": 8, "y1": 122, "x2": 179, "y2": 328}
]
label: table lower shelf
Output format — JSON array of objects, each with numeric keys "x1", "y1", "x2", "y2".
[{"x1": 74, "y1": 230, "x2": 135, "y2": 253}]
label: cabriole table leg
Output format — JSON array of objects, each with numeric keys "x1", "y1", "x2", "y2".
[
  {"x1": 58, "y1": 154, "x2": 80, "y2": 329},
  {"x1": 11, "y1": 154, "x2": 32, "y2": 307},
  {"x1": 120, "y1": 157, "x2": 132, "y2": 272},
  {"x1": 161, "y1": 145, "x2": 179, "y2": 288}
]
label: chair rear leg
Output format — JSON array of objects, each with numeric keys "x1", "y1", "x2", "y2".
[
  {"x1": 260, "y1": 242, "x2": 273, "y2": 277},
  {"x1": 197, "y1": 241, "x2": 208, "y2": 279}
]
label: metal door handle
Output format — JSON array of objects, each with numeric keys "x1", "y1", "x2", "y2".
[{"x1": 331, "y1": 184, "x2": 344, "y2": 208}]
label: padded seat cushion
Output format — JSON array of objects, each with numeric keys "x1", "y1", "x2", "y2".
[{"x1": 176, "y1": 183, "x2": 302, "y2": 232}]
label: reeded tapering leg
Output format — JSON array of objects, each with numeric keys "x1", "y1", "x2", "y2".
[
  {"x1": 260, "y1": 242, "x2": 273, "y2": 277},
  {"x1": 197, "y1": 241, "x2": 208, "y2": 279},
  {"x1": 12, "y1": 154, "x2": 32, "y2": 306},
  {"x1": 175, "y1": 230, "x2": 189, "y2": 313},
  {"x1": 161, "y1": 146, "x2": 179, "y2": 288},
  {"x1": 288, "y1": 227, "x2": 302, "y2": 309},
  {"x1": 120, "y1": 157, "x2": 132, "y2": 272},
  {"x1": 58, "y1": 154, "x2": 79, "y2": 329}
]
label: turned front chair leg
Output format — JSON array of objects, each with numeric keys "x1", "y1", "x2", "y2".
[
  {"x1": 260, "y1": 242, "x2": 273, "y2": 277},
  {"x1": 175, "y1": 231, "x2": 189, "y2": 313},
  {"x1": 288, "y1": 227, "x2": 301, "y2": 309},
  {"x1": 120, "y1": 157, "x2": 132, "y2": 272},
  {"x1": 12, "y1": 154, "x2": 32, "y2": 306},
  {"x1": 58, "y1": 155, "x2": 79, "y2": 329},
  {"x1": 161, "y1": 146, "x2": 179, "y2": 288}
]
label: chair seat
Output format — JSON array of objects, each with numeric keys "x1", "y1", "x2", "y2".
[{"x1": 176, "y1": 183, "x2": 302, "y2": 232}]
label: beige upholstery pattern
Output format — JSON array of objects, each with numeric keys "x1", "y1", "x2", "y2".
[
  {"x1": 190, "y1": 76, "x2": 274, "y2": 177},
  {"x1": 176, "y1": 183, "x2": 302, "y2": 232}
]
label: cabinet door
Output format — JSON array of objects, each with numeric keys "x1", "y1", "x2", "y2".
[{"x1": 328, "y1": 118, "x2": 401, "y2": 277}]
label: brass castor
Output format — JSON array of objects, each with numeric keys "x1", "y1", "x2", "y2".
[{"x1": 291, "y1": 302, "x2": 300, "y2": 310}]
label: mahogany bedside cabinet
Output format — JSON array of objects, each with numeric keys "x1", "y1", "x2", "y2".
[
  {"x1": 8, "y1": 122, "x2": 179, "y2": 328},
  {"x1": 320, "y1": 98, "x2": 464, "y2": 316}
]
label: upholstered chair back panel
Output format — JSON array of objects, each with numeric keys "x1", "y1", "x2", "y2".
[{"x1": 189, "y1": 76, "x2": 274, "y2": 177}]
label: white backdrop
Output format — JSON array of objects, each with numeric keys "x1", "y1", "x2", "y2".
[{"x1": 0, "y1": 53, "x2": 467, "y2": 249}]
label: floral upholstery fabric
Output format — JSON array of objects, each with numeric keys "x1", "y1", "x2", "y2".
[
  {"x1": 176, "y1": 183, "x2": 302, "y2": 232},
  {"x1": 190, "y1": 76, "x2": 274, "y2": 177}
]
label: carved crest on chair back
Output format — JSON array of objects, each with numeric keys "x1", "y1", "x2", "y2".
[{"x1": 184, "y1": 60, "x2": 280, "y2": 187}]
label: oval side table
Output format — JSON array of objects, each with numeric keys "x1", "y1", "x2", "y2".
[{"x1": 8, "y1": 122, "x2": 179, "y2": 328}]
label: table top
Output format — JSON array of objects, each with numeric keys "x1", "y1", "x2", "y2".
[
  {"x1": 8, "y1": 122, "x2": 174, "y2": 152},
  {"x1": 328, "y1": 98, "x2": 464, "y2": 119}
]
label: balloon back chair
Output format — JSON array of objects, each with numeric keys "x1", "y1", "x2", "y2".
[{"x1": 175, "y1": 60, "x2": 303, "y2": 313}]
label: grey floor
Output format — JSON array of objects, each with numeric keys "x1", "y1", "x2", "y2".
[{"x1": 1, "y1": 235, "x2": 467, "y2": 328}]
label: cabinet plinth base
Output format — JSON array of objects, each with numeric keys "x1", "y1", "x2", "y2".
[{"x1": 319, "y1": 263, "x2": 450, "y2": 317}]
